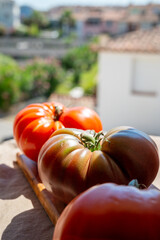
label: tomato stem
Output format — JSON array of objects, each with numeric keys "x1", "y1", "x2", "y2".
[
  {"x1": 80, "y1": 130, "x2": 104, "y2": 152},
  {"x1": 128, "y1": 179, "x2": 146, "y2": 189},
  {"x1": 54, "y1": 105, "x2": 63, "y2": 121}
]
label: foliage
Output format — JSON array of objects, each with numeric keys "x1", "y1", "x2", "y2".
[
  {"x1": 62, "y1": 32, "x2": 77, "y2": 45},
  {"x1": 54, "y1": 71, "x2": 74, "y2": 94},
  {"x1": 62, "y1": 45, "x2": 95, "y2": 70},
  {"x1": 0, "y1": 25, "x2": 5, "y2": 36},
  {"x1": 60, "y1": 10, "x2": 75, "y2": 27},
  {"x1": 21, "y1": 58, "x2": 65, "y2": 99},
  {"x1": 9, "y1": 24, "x2": 40, "y2": 37},
  {"x1": 22, "y1": 10, "x2": 49, "y2": 29},
  {"x1": 0, "y1": 54, "x2": 21, "y2": 110},
  {"x1": 61, "y1": 44, "x2": 97, "y2": 85},
  {"x1": 0, "y1": 42, "x2": 98, "y2": 112},
  {"x1": 79, "y1": 63, "x2": 98, "y2": 95},
  {"x1": 27, "y1": 24, "x2": 40, "y2": 37},
  {"x1": 0, "y1": 56, "x2": 65, "y2": 111},
  {"x1": 59, "y1": 10, "x2": 75, "y2": 36}
]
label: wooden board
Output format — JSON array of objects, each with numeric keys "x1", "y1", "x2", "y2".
[
  {"x1": 16, "y1": 153, "x2": 66, "y2": 225},
  {"x1": 16, "y1": 135, "x2": 160, "y2": 225}
]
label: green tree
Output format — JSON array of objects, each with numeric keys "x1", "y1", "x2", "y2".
[
  {"x1": 59, "y1": 10, "x2": 75, "y2": 36},
  {"x1": 0, "y1": 25, "x2": 5, "y2": 36},
  {"x1": 21, "y1": 58, "x2": 65, "y2": 99},
  {"x1": 27, "y1": 24, "x2": 39, "y2": 37},
  {"x1": 0, "y1": 55, "x2": 21, "y2": 111},
  {"x1": 79, "y1": 63, "x2": 98, "y2": 95},
  {"x1": 23, "y1": 10, "x2": 49, "y2": 29},
  {"x1": 61, "y1": 44, "x2": 97, "y2": 85}
]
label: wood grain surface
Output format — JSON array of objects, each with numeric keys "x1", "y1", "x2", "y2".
[{"x1": 16, "y1": 153, "x2": 66, "y2": 225}]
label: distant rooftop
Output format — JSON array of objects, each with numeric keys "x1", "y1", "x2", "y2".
[
  {"x1": 46, "y1": 4, "x2": 160, "y2": 26},
  {"x1": 94, "y1": 26, "x2": 160, "y2": 54}
]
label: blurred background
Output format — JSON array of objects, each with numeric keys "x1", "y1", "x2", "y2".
[{"x1": 0, "y1": 0, "x2": 160, "y2": 142}]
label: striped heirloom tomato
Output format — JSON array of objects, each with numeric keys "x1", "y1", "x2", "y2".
[{"x1": 38, "y1": 126, "x2": 159, "y2": 204}]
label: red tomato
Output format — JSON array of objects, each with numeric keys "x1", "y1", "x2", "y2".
[
  {"x1": 59, "y1": 106, "x2": 102, "y2": 132},
  {"x1": 53, "y1": 182, "x2": 160, "y2": 240},
  {"x1": 38, "y1": 127, "x2": 159, "y2": 204},
  {"x1": 13, "y1": 102, "x2": 102, "y2": 161}
]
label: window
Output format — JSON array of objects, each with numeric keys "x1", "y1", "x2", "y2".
[
  {"x1": 106, "y1": 20, "x2": 113, "y2": 27},
  {"x1": 140, "y1": 22, "x2": 152, "y2": 30},
  {"x1": 86, "y1": 18, "x2": 101, "y2": 25}
]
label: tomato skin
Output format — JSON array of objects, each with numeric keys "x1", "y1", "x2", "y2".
[
  {"x1": 13, "y1": 102, "x2": 64, "y2": 161},
  {"x1": 13, "y1": 102, "x2": 103, "y2": 162},
  {"x1": 59, "y1": 106, "x2": 103, "y2": 133},
  {"x1": 38, "y1": 127, "x2": 159, "y2": 204},
  {"x1": 101, "y1": 127, "x2": 159, "y2": 187},
  {"x1": 53, "y1": 183, "x2": 160, "y2": 240}
]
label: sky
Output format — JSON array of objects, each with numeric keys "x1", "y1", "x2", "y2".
[{"x1": 14, "y1": 0, "x2": 160, "y2": 11}]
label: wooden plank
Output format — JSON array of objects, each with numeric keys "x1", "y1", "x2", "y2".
[{"x1": 16, "y1": 153, "x2": 66, "y2": 225}]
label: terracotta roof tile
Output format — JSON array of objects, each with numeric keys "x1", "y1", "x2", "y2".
[
  {"x1": 94, "y1": 27, "x2": 160, "y2": 54},
  {"x1": 127, "y1": 14, "x2": 159, "y2": 23},
  {"x1": 103, "y1": 10, "x2": 127, "y2": 21}
]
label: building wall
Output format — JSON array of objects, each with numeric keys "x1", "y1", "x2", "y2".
[
  {"x1": 97, "y1": 51, "x2": 160, "y2": 135},
  {"x1": 83, "y1": 23, "x2": 104, "y2": 37},
  {"x1": 76, "y1": 20, "x2": 84, "y2": 40},
  {"x1": 0, "y1": 0, "x2": 20, "y2": 31}
]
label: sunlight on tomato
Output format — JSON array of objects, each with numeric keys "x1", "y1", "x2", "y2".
[{"x1": 13, "y1": 102, "x2": 103, "y2": 161}]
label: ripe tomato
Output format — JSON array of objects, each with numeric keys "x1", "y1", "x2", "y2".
[
  {"x1": 13, "y1": 102, "x2": 102, "y2": 161},
  {"x1": 38, "y1": 126, "x2": 159, "y2": 204},
  {"x1": 53, "y1": 182, "x2": 160, "y2": 240}
]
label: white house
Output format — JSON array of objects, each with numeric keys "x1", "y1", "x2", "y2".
[
  {"x1": 97, "y1": 27, "x2": 160, "y2": 136},
  {"x1": 0, "y1": 0, "x2": 20, "y2": 31}
]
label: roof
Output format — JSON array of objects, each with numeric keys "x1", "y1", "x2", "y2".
[
  {"x1": 103, "y1": 10, "x2": 127, "y2": 21},
  {"x1": 94, "y1": 27, "x2": 160, "y2": 54},
  {"x1": 127, "y1": 13, "x2": 159, "y2": 23}
]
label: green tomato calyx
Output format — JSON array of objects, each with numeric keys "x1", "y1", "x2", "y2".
[{"x1": 80, "y1": 130, "x2": 104, "y2": 152}]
